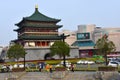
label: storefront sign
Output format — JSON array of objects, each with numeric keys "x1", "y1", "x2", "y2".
[{"x1": 77, "y1": 33, "x2": 90, "y2": 40}]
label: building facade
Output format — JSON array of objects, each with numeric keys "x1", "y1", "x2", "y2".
[
  {"x1": 59, "y1": 30, "x2": 76, "y2": 45},
  {"x1": 72, "y1": 24, "x2": 120, "y2": 57},
  {"x1": 0, "y1": 46, "x2": 3, "y2": 58},
  {"x1": 72, "y1": 24, "x2": 95, "y2": 57},
  {"x1": 94, "y1": 27, "x2": 120, "y2": 52}
]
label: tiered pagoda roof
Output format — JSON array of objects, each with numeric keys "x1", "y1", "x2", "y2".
[
  {"x1": 14, "y1": 5, "x2": 62, "y2": 41},
  {"x1": 19, "y1": 35, "x2": 61, "y2": 40},
  {"x1": 24, "y1": 8, "x2": 60, "y2": 22},
  {"x1": 16, "y1": 6, "x2": 61, "y2": 26}
]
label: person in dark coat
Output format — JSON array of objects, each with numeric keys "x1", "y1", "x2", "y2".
[
  {"x1": 70, "y1": 64, "x2": 74, "y2": 72},
  {"x1": 39, "y1": 63, "x2": 42, "y2": 72}
]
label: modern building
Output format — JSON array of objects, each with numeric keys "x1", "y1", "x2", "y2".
[
  {"x1": 94, "y1": 27, "x2": 120, "y2": 52},
  {"x1": 72, "y1": 24, "x2": 120, "y2": 57},
  {"x1": 59, "y1": 30, "x2": 76, "y2": 45},
  {"x1": 72, "y1": 24, "x2": 95, "y2": 57},
  {"x1": 0, "y1": 46, "x2": 8, "y2": 61},
  {"x1": 0, "y1": 46, "x2": 3, "y2": 56}
]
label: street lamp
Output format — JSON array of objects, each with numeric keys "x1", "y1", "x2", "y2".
[
  {"x1": 60, "y1": 33, "x2": 70, "y2": 67},
  {"x1": 24, "y1": 53, "x2": 26, "y2": 71},
  {"x1": 60, "y1": 33, "x2": 70, "y2": 42}
]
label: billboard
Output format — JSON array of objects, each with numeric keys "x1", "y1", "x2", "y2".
[{"x1": 77, "y1": 33, "x2": 90, "y2": 40}]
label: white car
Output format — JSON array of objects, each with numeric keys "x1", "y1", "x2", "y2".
[
  {"x1": 77, "y1": 60, "x2": 85, "y2": 64},
  {"x1": 77, "y1": 60, "x2": 95, "y2": 65},
  {"x1": 108, "y1": 61, "x2": 120, "y2": 67},
  {"x1": 13, "y1": 63, "x2": 24, "y2": 68},
  {"x1": 61, "y1": 61, "x2": 71, "y2": 67},
  {"x1": 87, "y1": 61, "x2": 95, "y2": 64},
  {"x1": 56, "y1": 61, "x2": 71, "y2": 67}
]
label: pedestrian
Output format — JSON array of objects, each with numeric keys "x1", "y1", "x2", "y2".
[
  {"x1": 45, "y1": 64, "x2": 50, "y2": 72},
  {"x1": 6, "y1": 65, "x2": 10, "y2": 72},
  {"x1": 70, "y1": 64, "x2": 75, "y2": 72},
  {"x1": 49, "y1": 65, "x2": 53, "y2": 73},
  {"x1": 39, "y1": 63, "x2": 42, "y2": 72},
  {"x1": 41, "y1": 62, "x2": 44, "y2": 69},
  {"x1": 9, "y1": 65, "x2": 13, "y2": 72}
]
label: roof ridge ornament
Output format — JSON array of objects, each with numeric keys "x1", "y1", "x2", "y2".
[{"x1": 35, "y1": 4, "x2": 38, "y2": 9}]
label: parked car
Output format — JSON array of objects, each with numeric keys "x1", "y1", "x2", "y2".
[
  {"x1": 25, "y1": 62, "x2": 37, "y2": 69},
  {"x1": 56, "y1": 61, "x2": 71, "y2": 67},
  {"x1": 13, "y1": 63, "x2": 24, "y2": 68},
  {"x1": 77, "y1": 60, "x2": 95, "y2": 65},
  {"x1": 0, "y1": 64, "x2": 9, "y2": 72},
  {"x1": 87, "y1": 61, "x2": 95, "y2": 64},
  {"x1": 77, "y1": 60, "x2": 85, "y2": 64},
  {"x1": 108, "y1": 58, "x2": 117, "y2": 62},
  {"x1": 60, "y1": 61, "x2": 71, "y2": 64},
  {"x1": 108, "y1": 61, "x2": 120, "y2": 67}
]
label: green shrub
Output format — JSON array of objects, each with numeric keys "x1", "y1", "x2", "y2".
[
  {"x1": 98, "y1": 66, "x2": 117, "y2": 71},
  {"x1": 45, "y1": 60, "x2": 61, "y2": 65}
]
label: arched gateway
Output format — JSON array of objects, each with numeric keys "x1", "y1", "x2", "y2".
[{"x1": 44, "y1": 53, "x2": 51, "y2": 60}]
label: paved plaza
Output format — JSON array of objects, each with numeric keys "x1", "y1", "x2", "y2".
[
  {"x1": 0, "y1": 71, "x2": 120, "y2": 80},
  {"x1": 0, "y1": 71, "x2": 95, "y2": 80}
]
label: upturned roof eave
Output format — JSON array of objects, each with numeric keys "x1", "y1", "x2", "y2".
[
  {"x1": 15, "y1": 17, "x2": 61, "y2": 27},
  {"x1": 15, "y1": 18, "x2": 26, "y2": 26},
  {"x1": 24, "y1": 18, "x2": 61, "y2": 23},
  {"x1": 19, "y1": 35, "x2": 62, "y2": 40},
  {"x1": 15, "y1": 7, "x2": 62, "y2": 26}
]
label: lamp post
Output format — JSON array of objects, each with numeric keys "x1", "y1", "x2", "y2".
[
  {"x1": 60, "y1": 33, "x2": 70, "y2": 67},
  {"x1": 23, "y1": 53, "x2": 26, "y2": 71}
]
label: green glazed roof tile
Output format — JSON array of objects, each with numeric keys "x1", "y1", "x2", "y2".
[
  {"x1": 24, "y1": 8, "x2": 60, "y2": 22},
  {"x1": 71, "y1": 40, "x2": 95, "y2": 47},
  {"x1": 23, "y1": 24, "x2": 62, "y2": 28}
]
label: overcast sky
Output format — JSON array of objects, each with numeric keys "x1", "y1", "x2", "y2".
[{"x1": 0, "y1": 0, "x2": 120, "y2": 46}]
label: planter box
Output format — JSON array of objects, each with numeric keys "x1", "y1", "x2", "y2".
[
  {"x1": 7, "y1": 78, "x2": 17, "y2": 80},
  {"x1": 98, "y1": 67, "x2": 117, "y2": 71},
  {"x1": 55, "y1": 67, "x2": 66, "y2": 71},
  {"x1": 12, "y1": 68, "x2": 25, "y2": 72}
]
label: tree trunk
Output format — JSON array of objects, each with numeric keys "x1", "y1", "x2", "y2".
[
  {"x1": 63, "y1": 54, "x2": 66, "y2": 67},
  {"x1": 24, "y1": 55, "x2": 26, "y2": 71},
  {"x1": 16, "y1": 59, "x2": 19, "y2": 68},
  {"x1": 105, "y1": 54, "x2": 108, "y2": 66}
]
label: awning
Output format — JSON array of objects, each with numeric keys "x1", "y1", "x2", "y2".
[{"x1": 71, "y1": 40, "x2": 95, "y2": 47}]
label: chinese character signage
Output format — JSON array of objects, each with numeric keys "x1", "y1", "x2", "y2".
[{"x1": 77, "y1": 33, "x2": 90, "y2": 40}]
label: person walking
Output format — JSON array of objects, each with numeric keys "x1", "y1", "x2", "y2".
[
  {"x1": 70, "y1": 64, "x2": 75, "y2": 72},
  {"x1": 39, "y1": 63, "x2": 42, "y2": 72},
  {"x1": 9, "y1": 65, "x2": 13, "y2": 72},
  {"x1": 49, "y1": 65, "x2": 53, "y2": 73},
  {"x1": 6, "y1": 65, "x2": 10, "y2": 72},
  {"x1": 45, "y1": 64, "x2": 50, "y2": 72}
]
